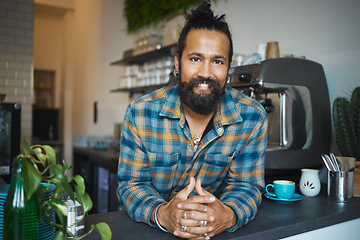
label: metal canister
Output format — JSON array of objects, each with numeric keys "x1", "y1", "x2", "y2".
[
  {"x1": 327, "y1": 171, "x2": 353, "y2": 202},
  {"x1": 65, "y1": 200, "x2": 87, "y2": 238}
]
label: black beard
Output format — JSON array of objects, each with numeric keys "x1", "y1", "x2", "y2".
[{"x1": 178, "y1": 77, "x2": 225, "y2": 115}]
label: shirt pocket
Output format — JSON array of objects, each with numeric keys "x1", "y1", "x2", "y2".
[
  {"x1": 198, "y1": 152, "x2": 236, "y2": 189},
  {"x1": 148, "y1": 152, "x2": 179, "y2": 194}
]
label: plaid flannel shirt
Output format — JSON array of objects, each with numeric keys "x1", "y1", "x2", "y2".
[{"x1": 117, "y1": 83, "x2": 267, "y2": 232}]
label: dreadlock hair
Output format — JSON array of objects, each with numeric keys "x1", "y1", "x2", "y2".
[{"x1": 176, "y1": 1, "x2": 233, "y2": 69}]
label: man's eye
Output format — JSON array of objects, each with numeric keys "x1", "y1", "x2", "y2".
[
  {"x1": 214, "y1": 60, "x2": 224, "y2": 64},
  {"x1": 191, "y1": 57, "x2": 200, "y2": 62}
]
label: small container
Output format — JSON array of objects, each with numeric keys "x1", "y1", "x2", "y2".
[
  {"x1": 65, "y1": 200, "x2": 87, "y2": 238},
  {"x1": 299, "y1": 168, "x2": 321, "y2": 197},
  {"x1": 327, "y1": 171, "x2": 353, "y2": 202},
  {"x1": 265, "y1": 41, "x2": 280, "y2": 59}
]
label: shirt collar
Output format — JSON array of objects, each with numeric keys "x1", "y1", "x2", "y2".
[{"x1": 159, "y1": 83, "x2": 182, "y2": 119}]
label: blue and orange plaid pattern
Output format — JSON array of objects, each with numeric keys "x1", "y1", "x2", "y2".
[{"x1": 117, "y1": 83, "x2": 268, "y2": 232}]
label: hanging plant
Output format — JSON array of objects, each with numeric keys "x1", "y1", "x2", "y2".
[{"x1": 124, "y1": 0, "x2": 219, "y2": 33}]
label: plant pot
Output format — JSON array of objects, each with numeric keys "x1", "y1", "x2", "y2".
[
  {"x1": 163, "y1": 12, "x2": 185, "y2": 47},
  {"x1": 354, "y1": 161, "x2": 360, "y2": 197}
]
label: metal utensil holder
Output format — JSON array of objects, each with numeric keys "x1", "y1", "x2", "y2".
[{"x1": 327, "y1": 171, "x2": 353, "y2": 202}]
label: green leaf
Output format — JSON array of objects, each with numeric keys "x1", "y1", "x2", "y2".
[
  {"x1": 75, "y1": 187, "x2": 92, "y2": 213},
  {"x1": 73, "y1": 175, "x2": 93, "y2": 212},
  {"x1": 63, "y1": 160, "x2": 72, "y2": 175},
  {"x1": 22, "y1": 157, "x2": 42, "y2": 199},
  {"x1": 124, "y1": 0, "x2": 217, "y2": 33},
  {"x1": 42, "y1": 145, "x2": 57, "y2": 166},
  {"x1": 32, "y1": 146, "x2": 47, "y2": 165},
  {"x1": 20, "y1": 139, "x2": 32, "y2": 154},
  {"x1": 47, "y1": 197, "x2": 68, "y2": 230},
  {"x1": 48, "y1": 197, "x2": 68, "y2": 217},
  {"x1": 53, "y1": 164, "x2": 75, "y2": 200},
  {"x1": 81, "y1": 192, "x2": 92, "y2": 213},
  {"x1": 94, "y1": 222, "x2": 112, "y2": 240},
  {"x1": 54, "y1": 230, "x2": 66, "y2": 240},
  {"x1": 73, "y1": 175, "x2": 86, "y2": 196}
]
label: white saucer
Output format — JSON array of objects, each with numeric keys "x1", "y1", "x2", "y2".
[{"x1": 264, "y1": 193, "x2": 303, "y2": 202}]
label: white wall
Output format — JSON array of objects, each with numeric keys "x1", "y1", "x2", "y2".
[
  {"x1": 33, "y1": 1, "x2": 75, "y2": 168},
  {"x1": 33, "y1": 0, "x2": 133, "y2": 167},
  {"x1": 34, "y1": 0, "x2": 360, "y2": 158},
  {"x1": 216, "y1": 0, "x2": 360, "y2": 103},
  {"x1": 33, "y1": 5, "x2": 63, "y2": 108},
  {"x1": 72, "y1": 0, "x2": 132, "y2": 137}
]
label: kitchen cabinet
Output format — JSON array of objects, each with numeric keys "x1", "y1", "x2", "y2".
[
  {"x1": 110, "y1": 44, "x2": 177, "y2": 96},
  {"x1": 73, "y1": 147, "x2": 119, "y2": 214}
]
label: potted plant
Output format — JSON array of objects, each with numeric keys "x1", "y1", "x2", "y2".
[
  {"x1": 332, "y1": 86, "x2": 360, "y2": 196},
  {"x1": 124, "y1": 0, "x2": 219, "y2": 33},
  {"x1": 333, "y1": 86, "x2": 360, "y2": 160},
  {"x1": 4, "y1": 140, "x2": 111, "y2": 239}
]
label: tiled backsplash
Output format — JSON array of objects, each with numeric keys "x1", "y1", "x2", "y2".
[{"x1": 0, "y1": 0, "x2": 34, "y2": 141}]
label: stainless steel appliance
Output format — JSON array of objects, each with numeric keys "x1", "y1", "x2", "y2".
[
  {"x1": 229, "y1": 58, "x2": 331, "y2": 170},
  {"x1": 0, "y1": 102, "x2": 21, "y2": 183}
]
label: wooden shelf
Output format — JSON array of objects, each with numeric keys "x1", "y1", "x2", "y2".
[
  {"x1": 110, "y1": 84, "x2": 166, "y2": 93},
  {"x1": 111, "y1": 44, "x2": 177, "y2": 65},
  {"x1": 34, "y1": 70, "x2": 55, "y2": 108},
  {"x1": 110, "y1": 44, "x2": 177, "y2": 95}
]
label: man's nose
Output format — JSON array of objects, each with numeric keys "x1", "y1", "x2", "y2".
[{"x1": 197, "y1": 62, "x2": 212, "y2": 79}]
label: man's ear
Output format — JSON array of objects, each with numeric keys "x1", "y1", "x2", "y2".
[{"x1": 174, "y1": 52, "x2": 180, "y2": 73}]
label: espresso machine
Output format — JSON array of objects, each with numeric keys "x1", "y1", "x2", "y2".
[
  {"x1": 0, "y1": 102, "x2": 21, "y2": 183},
  {"x1": 228, "y1": 58, "x2": 331, "y2": 171}
]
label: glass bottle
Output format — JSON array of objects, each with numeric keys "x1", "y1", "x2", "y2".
[{"x1": 4, "y1": 157, "x2": 38, "y2": 240}]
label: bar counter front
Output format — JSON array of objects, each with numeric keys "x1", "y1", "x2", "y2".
[{"x1": 84, "y1": 187, "x2": 360, "y2": 240}]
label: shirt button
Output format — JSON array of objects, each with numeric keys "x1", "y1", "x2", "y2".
[{"x1": 218, "y1": 128, "x2": 223, "y2": 132}]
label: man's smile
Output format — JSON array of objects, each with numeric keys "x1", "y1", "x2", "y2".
[{"x1": 197, "y1": 83, "x2": 210, "y2": 91}]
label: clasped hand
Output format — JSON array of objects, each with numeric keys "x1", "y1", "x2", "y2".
[{"x1": 156, "y1": 177, "x2": 237, "y2": 239}]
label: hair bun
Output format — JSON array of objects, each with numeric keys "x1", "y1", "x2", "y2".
[{"x1": 186, "y1": 1, "x2": 213, "y2": 22}]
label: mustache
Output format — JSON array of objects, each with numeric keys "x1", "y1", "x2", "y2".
[{"x1": 182, "y1": 77, "x2": 219, "y2": 89}]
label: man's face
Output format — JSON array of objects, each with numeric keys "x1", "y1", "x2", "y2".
[{"x1": 175, "y1": 29, "x2": 230, "y2": 115}]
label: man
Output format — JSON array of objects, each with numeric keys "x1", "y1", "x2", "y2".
[{"x1": 117, "y1": 1, "x2": 268, "y2": 239}]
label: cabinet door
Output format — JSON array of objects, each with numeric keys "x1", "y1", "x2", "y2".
[
  {"x1": 34, "y1": 70, "x2": 55, "y2": 109},
  {"x1": 73, "y1": 152, "x2": 96, "y2": 213}
]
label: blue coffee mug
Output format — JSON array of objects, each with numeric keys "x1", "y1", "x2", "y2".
[{"x1": 266, "y1": 180, "x2": 295, "y2": 199}]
